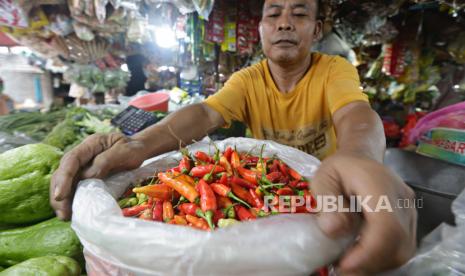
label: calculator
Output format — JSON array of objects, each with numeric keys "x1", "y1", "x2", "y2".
[{"x1": 111, "y1": 106, "x2": 160, "y2": 136}]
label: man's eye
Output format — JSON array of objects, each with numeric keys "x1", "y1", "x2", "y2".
[{"x1": 268, "y1": 14, "x2": 279, "y2": 17}]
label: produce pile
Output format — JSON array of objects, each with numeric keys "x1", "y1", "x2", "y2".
[
  {"x1": 42, "y1": 107, "x2": 117, "y2": 151},
  {"x1": 119, "y1": 145, "x2": 316, "y2": 231},
  {"x1": 0, "y1": 107, "x2": 118, "y2": 153},
  {"x1": 0, "y1": 109, "x2": 66, "y2": 141},
  {"x1": 0, "y1": 144, "x2": 84, "y2": 275}
]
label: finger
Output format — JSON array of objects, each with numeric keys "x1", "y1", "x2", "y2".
[
  {"x1": 338, "y1": 212, "x2": 403, "y2": 274},
  {"x1": 81, "y1": 149, "x2": 115, "y2": 179},
  {"x1": 50, "y1": 195, "x2": 73, "y2": 220},
  {"x1": 312, "y1": 164, "x2": 361, "y2": 238},
  {"x1": 52, "y1": 134, "x2": 107, "y2": 200},
  {"x1": 337, "y1": 166, "x2": 416, "y2": 274},
  {"x1": 81, "y1": 137, "x2": 141, "y2": 179}
]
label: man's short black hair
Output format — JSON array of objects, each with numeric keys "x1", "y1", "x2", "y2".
[{"x1": 316, "y1": 0, "x2": 323, "y2": 19}]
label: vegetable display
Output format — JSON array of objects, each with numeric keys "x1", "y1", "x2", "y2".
[
  {"x1": 119, "y1": 146, "x2": 316, "y2": 231},
  {"x1": 0, "y1": 218, "x2": 83, "y2": 268},
  {"x1": 0, "y1": 144, "x2": 62, "y2": 226},
  {"x1": 0, "y1": 256, "x2": 80, "y2": 276}
]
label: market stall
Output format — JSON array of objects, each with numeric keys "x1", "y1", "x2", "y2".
[{"x1": 0, "y1": 0, "x2": 465, "y2": 275}]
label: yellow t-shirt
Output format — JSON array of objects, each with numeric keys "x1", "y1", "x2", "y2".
[{"x1": 204, "y1": 52, "x2": 368, "y2": 160}]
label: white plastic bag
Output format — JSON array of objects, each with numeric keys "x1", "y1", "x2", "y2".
[
  {"x1": 72, "y1": 137, "x2": 352, "y2": 276},
  {"x1": 386, "y1": 189, "x2": 465, "y2": 276}
]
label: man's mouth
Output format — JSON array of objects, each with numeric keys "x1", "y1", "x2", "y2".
[{"x1": 273, "y1": 39, "x2": 298, "y2": 46}]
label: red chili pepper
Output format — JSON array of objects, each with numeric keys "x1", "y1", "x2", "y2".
[
  {"x1": 276, "y1": 187, "x2": 294, "y2": 196},
  {"x1": 122, "y1": 204, "x2": 150, "y2": 217},
  {"x1": 244, "y1": 156, "x2": 259, "y2": 166},
  {"x1": 158, "y1": 172, "x2": 199, "y2": 203},
  {"x1": 197, "y1": 179, "x2": 217, "y2": 212},
  {"x1": 219, "y1": 156, "x2": 233, "y2": 176},
  {"x1": 218, "y1": 173, "x2": 228, "y2": 185},
  {"x1": 152, "y1": 200, "x2": 163, "y2": 221},
  {"x1": 288, "y1": 168, "x2": 303, "y2": 181},
  {"x1": 270, "y1": 159, "x2": 280, "y2": 173},
  {"x1": 169, "y1": 167, "x2": 181, "y2": 173},
  {"x1": 234, "y1": 205, "x2": 256, "y2": 221},
  {"x1": 304, "y1": 190, "x2": 317, "y2": 210},
  {"x1": 278, "y1": 162, "x2": 288, "y2": 176},
  {"x1": 194, "y1": 151, "x2": 213, "y2": 163},
  {"x1": 163, "y1": 201, "x2": 174, "y2": 222},
  {"x1": 132, "y1": 184, "x2": 174, "y2": 201},
  {"x1": 190, "y1": 165, "x2": 225, "y2": 178},
  {"x1": 171, "y1": 215, "x2": 188, "y2": 225},
  {"x1": 266, "y1": 171, "x2": 282, "y2": 183},
  {"x1": 295, "y1": 205, "x2": 311, "y2": 213},
  {"x1": 185, "y1": 215, "x2": 210, "y2": 231},
  {"x1": 178, "y1": 156, "x2": 191, "y2": 174},
  {"x1": 230, "y1": 176, "x2": 257, "y2": 189},
  {"x1": 213, "y1": 209, "x2": 225, "y2": 224},
  {"x1": 178, "y1": 202, "x2": 215, "y2": 229},
  {"x1": 223, "y1": 146, "x2": 233, "y2": 161},
  {"x1": 230, "y1": 151, "x2": 241, "y2": 169},
  {"x1": 317, "y1": 267, "x2": 329, "y2": 276},
  {"x1": 230, "y1": 182, "x2": 256, "y2": 207},
  {"x1": 249, "y1": 189, "x2": 264, "y2": 209},
  {"x1": 289, "y1": 180, "x2": 299, "y2": 188},
  {"x1": 217, "y1": 196, "x2": 233, "y2": 209},
  {"x1": 210, "y1": 183, "x2": 252, "y2": 208},
  {"x1": 279, "y1": 175, "x2": 290, "y2": 185},
  {"x1": 178, "y1": 203, "x2": 200, "y2": 216},
  {"x1": 296, "y1": 181, "x2": 309, "y2": 189},
  {"x1": 139, "y1": 209, "x2": 153, "y2": 220},
  {"x1": 236, "y1": 166, "x2": 259, "y2": 185}
]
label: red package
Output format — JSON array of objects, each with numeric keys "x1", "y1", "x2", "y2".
[{"x1": 205, "y1": 1, "x2": 224, "y2": 43}]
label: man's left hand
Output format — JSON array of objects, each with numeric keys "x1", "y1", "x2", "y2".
[{"x1": 311, "y1": 152, "x2": 417, "y2": 275}]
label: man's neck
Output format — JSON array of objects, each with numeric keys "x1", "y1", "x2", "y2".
[{"x1": 267, "y1": 54, "x2": 312, "y2": 93}]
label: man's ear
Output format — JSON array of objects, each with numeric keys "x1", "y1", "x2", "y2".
[
  {"x1": 259, "y1": 21, "x2": 264, "y2": 40},
  {"x1": 313, "y1": 20, "x2": 323, "y2": 42}
]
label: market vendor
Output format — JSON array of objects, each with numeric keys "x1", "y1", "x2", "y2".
[{"x1": 51, "y1": 0, "x2": 417, "y2": 274}]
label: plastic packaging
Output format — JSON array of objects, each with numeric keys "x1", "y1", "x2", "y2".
[
  {"x1": 409, "y1": 101, "x2": 465, "y2": 144},
  {"x1": 72, "y1": 138, "x2": 353, "y2": 276},
  {"x1": 0, "y1": 132, "x2": 37, "y2": 153},
  {"x1": 389, "y1": 189, "x2": 465, "y2": 275}
]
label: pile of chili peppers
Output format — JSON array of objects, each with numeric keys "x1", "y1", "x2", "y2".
[{"x1": 118, "y1": 145, "x2": 316, "y2": 231}]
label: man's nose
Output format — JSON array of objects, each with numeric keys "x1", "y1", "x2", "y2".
[{"x1": 277, "y1": 14, "x2": 294, "y2": 31}]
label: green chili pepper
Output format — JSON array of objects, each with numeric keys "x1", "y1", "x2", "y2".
[
  {"x1": 218, "y1": 218, "x2": 239, "y2": 228},
  {"x1": 136, "y1": 193, "x2": 148, "y2": 205}
]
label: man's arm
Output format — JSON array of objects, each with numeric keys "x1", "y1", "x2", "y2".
[
  {"x1": 312, "y1": 101, "x2": 417, "y2": 275},
  {"x1": 332, "y1": 101, "x2": 386, "y2": 162},
  {"x1": 51, "y1": 103, "x2": 224, "y2": 220},
  {"x1": 134, "y1": 103, "x2": 225, "y2": 160}
]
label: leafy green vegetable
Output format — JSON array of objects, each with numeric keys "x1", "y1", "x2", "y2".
[
  {"x1": 43, "y1": 107, "x2": 117, "y2": 151},
  {"x1": 0, "y1": 110, "x2": 66, "y2": 141}
]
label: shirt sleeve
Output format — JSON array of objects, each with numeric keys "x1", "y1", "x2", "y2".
[
  {"x1": 326, "y1": 56, "x2": 369, "y2": 115},
  {"x1": 203, "y1": 71, "x2": 248, "y2": 127}
]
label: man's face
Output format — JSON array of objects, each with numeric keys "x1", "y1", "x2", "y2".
[{"x1": 260, "y1": 0, "x2": 322, "y2": 64}]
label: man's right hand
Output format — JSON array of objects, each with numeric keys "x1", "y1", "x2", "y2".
[
  {"x1": 50, "y1": 103, "x2": 225, "y2": 220},
  {"x1": 50, "y1": 133, "x2": 148, "y2": 220}
]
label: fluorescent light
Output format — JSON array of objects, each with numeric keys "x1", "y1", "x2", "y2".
[{"x1": 154, "y1": 26, "x2": 177, "y2": 48}]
